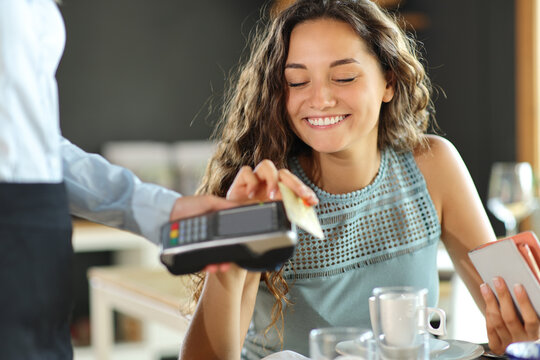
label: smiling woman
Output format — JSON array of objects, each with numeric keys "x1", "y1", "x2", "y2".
[
  {"x1": 180, "y1": 0, "x2": 540, "y2": 358},
  {"x1": 284, "y1": 19, "x2": 394, "y2": 178}
]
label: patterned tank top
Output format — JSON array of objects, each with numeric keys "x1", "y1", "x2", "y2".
[{"x1": 242, "y1": 147, "x2": 442, "y2": 359}]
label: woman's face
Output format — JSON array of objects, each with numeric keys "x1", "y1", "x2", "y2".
[{"x1": 285, "y1": 18, "x2": 394, "y2": 155}]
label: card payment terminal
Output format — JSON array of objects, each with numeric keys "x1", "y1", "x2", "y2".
[{"x1": 160, "y1": 201, "x2": 297, "y2": 275}]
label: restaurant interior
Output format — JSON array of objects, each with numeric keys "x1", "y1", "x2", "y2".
[{"x1": 54, "y1": 0, "x2": 539, "y2": 358}]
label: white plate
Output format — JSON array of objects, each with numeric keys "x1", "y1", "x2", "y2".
[
  {"x1": 431, "y1": 339, "x2": 484, "y2": 360},
  {"x1": 336, "y1": 338, "x2": 450, "y2": 357}
]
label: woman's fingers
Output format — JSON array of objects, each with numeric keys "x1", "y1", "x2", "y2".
[
  {"x1": 251, "y1": 160, "x2": 319, "y2": 205},
  {"x1": 226, "y1": 160, "x2": 318, "y2": 205},
  {"x1": 485, "y1": 323, "x2": 504, "y2": 356},
  {"x1": 481, "y1": 277, "x2": 540, "y2": 354},
  {"x1": 227, "y1": 166, "x2": 260, "y2": 201},
  {"x1": 513, "y1": 283, "x2": 540, "y2": 339},
  {"x1": 227, "y1": 161, "x2": 281, "y2": 202},
  {"x1": 481, "y1": 282, "x2": 511, "y2": 354},
  {"x1": 278, "y1": 168, "x2": 318, "y2": 206},
  {"x1": 253, "y1": 160, "x2": 279, "y2": 200},
  {"x1": 494, "y1": 277, "x2": 526, "y2": 339}
]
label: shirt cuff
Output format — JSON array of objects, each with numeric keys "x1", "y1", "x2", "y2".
[{"x1": 132, "y1": 180, "x2": 180, "y2": 244}]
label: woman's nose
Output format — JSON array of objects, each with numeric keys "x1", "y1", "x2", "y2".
[{"x1": 308, "y1": 82, "x2": 336, "y2": 110}]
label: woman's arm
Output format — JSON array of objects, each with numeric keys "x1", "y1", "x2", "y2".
[
  {"x1": 180, "y1": 267, "x2": 261, "y2": 359},
  {"x1": 416, "y1": 135, "x2": 539, "y2": 353},
  {"x1": 415, "y1": 135, "x2": 494, "y2": 309}
]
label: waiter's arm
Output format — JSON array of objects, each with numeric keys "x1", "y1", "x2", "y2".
[
  {"x1": 61, "y1": 137, "x2": 180, "y2": 244},
  {"x1": 61, "y1": 138, "x2": 237, "y2": 244}
]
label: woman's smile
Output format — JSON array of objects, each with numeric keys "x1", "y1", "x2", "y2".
[{"x1": 304, "y1": 114, "x2": 349, "y2": 128}]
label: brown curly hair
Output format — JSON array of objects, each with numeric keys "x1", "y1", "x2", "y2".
[{"x1": 193, "y1": 0, "x2": 434, "y2": 341}]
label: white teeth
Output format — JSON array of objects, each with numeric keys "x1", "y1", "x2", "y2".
[{"x1": 307, "y1": 115, "x2": 346, "y2": 126}]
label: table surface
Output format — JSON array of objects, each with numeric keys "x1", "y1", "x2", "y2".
[
  {"x1": 88, "y1": 266, "x2": 504, "y2": 359},
  {"x1": 88, "y1": 266, "x2": 196, "y2": 316}
]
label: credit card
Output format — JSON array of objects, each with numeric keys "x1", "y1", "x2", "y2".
[{"x1": 278, "y1": 182, "x2": 324, "y2": 239}]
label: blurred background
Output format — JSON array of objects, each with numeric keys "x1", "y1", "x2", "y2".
[
  {"x1": 54, "y1": 0, "x2": 537, "y2": 358},
  {"x1": 57, "y1": 0, "x2": 517, "y2": 234}
]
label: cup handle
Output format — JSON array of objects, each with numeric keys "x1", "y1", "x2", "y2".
[{"x1": 426, "y1": 307, "x2": 447, "y2": 336}]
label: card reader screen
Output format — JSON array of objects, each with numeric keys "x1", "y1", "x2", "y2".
[{"x1": 218, "y1": 205, "x2": 275, "y2": 236}]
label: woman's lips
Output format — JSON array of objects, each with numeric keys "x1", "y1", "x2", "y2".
[{"x1": 304, "y1": 114, "x2": 349, "y2": 128}]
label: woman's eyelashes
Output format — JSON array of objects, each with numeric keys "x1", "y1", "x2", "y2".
[
  {"x1": 334, "y1": 76, "x2": 357, "y2": 83},
  {"x1": 286, "y1": 76, "x2": 358, "y2": 88},
  {"x1": 288, "y1": 81, "x2": 309, "y2": 88}
]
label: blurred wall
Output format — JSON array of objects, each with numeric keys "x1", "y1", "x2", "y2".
[
  {"x1": 404, "y1": 0, "x2": 515, "y2": 235},
  {"x1": 57, "y1": 0, "x2": 266, "y2": 153}
]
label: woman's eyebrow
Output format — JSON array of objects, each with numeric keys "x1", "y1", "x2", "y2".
[
  {"x1": 330, "y1": 58, "x2": 360, "y2": 67},
  {"x1": 285, "y1": 58, "x2": 360, "y2": 70},
  {"x1": 285, "y1": 63, "x2": 306, "y2": 69}
]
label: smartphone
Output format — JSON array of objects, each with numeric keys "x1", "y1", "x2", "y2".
[
  {"x1": 469, "y1": 231, "x2": 540, "y2": 318},
  {"x1": 159, "y1": 201, "x2": 297, "y2": 275}
]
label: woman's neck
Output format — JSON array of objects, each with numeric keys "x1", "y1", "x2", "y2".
[{"x1": 300, "y1": 145, "x2": 381, "y2": 195}]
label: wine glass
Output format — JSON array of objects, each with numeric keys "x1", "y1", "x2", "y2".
[{"x1": 487, "y1": 162, "x2": 536, "y2": 236}]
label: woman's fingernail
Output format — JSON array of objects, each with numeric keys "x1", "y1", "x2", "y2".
[
  {"x1": 493, "y1": 277, "x2": 502, "y2": 289},
  {"x1": 514, "y1": 283, "x2": 524, "y2": 295},
  {"x1": 248, "y1": 191, "x2": 255, "y2": 199},
  {"x1": 480, "y1": 283, "x2": 489, "y2": 297},
  {"x1": 306, "y1": 188, "x2": 316, "y2": 198},
  {"x1": 269, "y1": 190, "x2": 276, "y2": 200}
]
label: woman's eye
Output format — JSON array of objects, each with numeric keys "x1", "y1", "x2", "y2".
[
  {"x1": 288, "y1": 81, "x2": 309, "y2": 88},
  {"x1": 335, "y1": 77, "x2": 356, "y2": 83}
]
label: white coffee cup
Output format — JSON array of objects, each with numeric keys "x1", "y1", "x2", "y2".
[{"x1": 370, "y1": 287, "x2": 446, "y2": 349}]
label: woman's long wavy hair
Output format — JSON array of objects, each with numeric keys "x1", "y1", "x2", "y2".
[{"x1": 193, "y1": 0, "x2": 434, "y2": 340}]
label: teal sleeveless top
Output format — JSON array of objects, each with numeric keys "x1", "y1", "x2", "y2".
[{"x1": 242, "y1": 148, "x2": 442, "y2": 359}]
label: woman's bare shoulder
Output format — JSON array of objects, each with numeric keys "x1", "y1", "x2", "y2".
[
  {"x1": 414, "y1": 134, "x2": 457, "y2": 160},
  {"x1": 412, "y1": 135, "x2": 471, "y2": 211},
  {"x1": 413, "y1": 134, "x2": 464, "y2": 174}
]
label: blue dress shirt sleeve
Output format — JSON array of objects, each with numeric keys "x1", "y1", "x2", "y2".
[{"x1": 61, "y1": 137, "x2": 181, "y2": 244}]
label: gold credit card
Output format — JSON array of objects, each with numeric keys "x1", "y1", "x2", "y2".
[{"x1": 278, "y1": 182, "x2": 324, "y2": 239}]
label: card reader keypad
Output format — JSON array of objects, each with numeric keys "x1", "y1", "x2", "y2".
[{"x1": 168, "y1": 216, "x2": 207, "y2": 246}]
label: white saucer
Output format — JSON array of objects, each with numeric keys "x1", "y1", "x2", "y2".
[
  {"x1": 431, "y1": 339, "x2": 484, "y2": 360},
  {"x1": 336, "y1": 338, "x2": 449, "y2": 358}
]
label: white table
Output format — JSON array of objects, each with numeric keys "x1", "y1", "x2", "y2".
[{"x1": 88, "y1": 267, "x2": 194, "y2": 360}]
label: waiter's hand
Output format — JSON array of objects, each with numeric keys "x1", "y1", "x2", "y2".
[
  {"x1": 227, "y1": 159, "x2": 318, "y2": 205},
  {"x1": 481, "y1": 277, "x2": 540, "y2": 354},
  {"x1": 169, "y1": 195, "x2": 237, "y2": 222},
  {"x1": 169, "y1": 195, "x2": 238, "y2": 273}
]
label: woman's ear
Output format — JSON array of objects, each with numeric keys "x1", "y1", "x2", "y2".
[{"x1": 382, "y1": 71, "x2": 395, "y2": 103}]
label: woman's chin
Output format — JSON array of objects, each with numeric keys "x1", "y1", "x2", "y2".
[{"x1": 308, "y1": 144, "x2": 346, "y2": 155}]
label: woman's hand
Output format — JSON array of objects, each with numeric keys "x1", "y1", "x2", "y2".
[
  {"x1": 227, "y1": 159, "x2": 318, "y2": 205},
  {"x1": 194, "y1": 160, "x2": 318, "y2": 274},
  {"x1": 481, "y1": 277, "x2": 540, "y2": 354}
]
